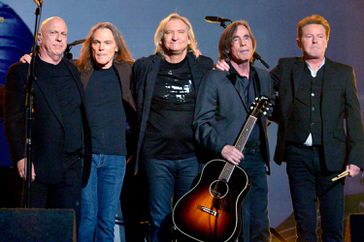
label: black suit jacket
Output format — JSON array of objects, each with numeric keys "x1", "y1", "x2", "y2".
[
  {"x1": 4, "y1": 57, "x2": 89, "y2": 184},
  {"x1": 271, "y1": 57, "x2": 364, "y2": 171},
  {"x1": 193, "y1": 66, "x2": 273, "y2": 173},
  {"x1": 133, "y1": 52, "x2": 213, "y2": 173}
]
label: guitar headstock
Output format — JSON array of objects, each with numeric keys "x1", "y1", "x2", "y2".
[{"x1": 250, "y1": 96, "x2": 272, "y2": 117}]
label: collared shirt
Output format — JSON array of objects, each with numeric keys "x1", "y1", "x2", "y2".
[{"x1": 306, "y1": 58, "x2": 326, "y2": 77}]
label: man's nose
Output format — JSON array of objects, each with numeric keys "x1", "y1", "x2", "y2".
[
  {"x1": 55, "y1": 33, "x2": 62, "y2": 41},
  {"x1": 172, "y1": 32, "x2": 178, "y2": 40},
  {"x1": 240, "y1": 38, "x2": 246, "y2": 46}
]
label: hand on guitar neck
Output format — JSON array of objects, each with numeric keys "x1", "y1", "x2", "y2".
[
  {"x1": 221, "y1": 145, "x2": 244, "y2": 165},
  {"x1": 172, "y1": 96, "x2": 272, "y2": 242},
  {"x1": 221, "y1": 96, "x2": 271, "y2": 166}
]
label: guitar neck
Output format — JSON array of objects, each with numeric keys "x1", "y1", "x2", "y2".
[
  {"x1": 218, "y1": 96, "x2": 268, "y2": 182},
  {"x1": 218, "y1": 115, "x2": 257, "y2": 182},
  {"x1": 234, "y1": 115, "x2": 257, "y2": 152}
]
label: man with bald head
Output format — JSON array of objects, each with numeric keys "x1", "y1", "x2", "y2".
[{"x1": 4, "y1": 16, "x2": 88, "y2": 222}]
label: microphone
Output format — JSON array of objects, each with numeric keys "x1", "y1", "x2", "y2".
[
  {"x1": 67, "y1": 39, "x2": 85, "y2": 48},
  {"x1": 65, "y1": 39, "x2": 85, "y2": 60},
  {"x1": 204, "y1": 16, "x2": 232, "y2": 24}
]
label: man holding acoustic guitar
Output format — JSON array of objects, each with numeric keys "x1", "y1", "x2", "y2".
[{"x1": 192, "y1": 20, "x2": 273, "y2": 242}]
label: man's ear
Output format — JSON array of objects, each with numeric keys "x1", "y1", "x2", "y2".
[
  {"x1": 296, "y1": 37, "x2": 302, "y2": 49},
  {"x1": 37, "y1": 32, "x2": 43, "y2": 44}
]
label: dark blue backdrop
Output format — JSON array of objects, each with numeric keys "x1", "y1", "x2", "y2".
[{"x1": 0, "y1": 2, "x2": 32, "y2": 167}]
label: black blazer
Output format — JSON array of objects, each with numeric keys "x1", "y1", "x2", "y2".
[
  {"x1": 193, "y1": 66, "x2": 273, "y2": 173},
  {"x1": 4, "y1": 57, "x2": 89, "y2": 184},
  {"x1": 132, "y1": 52, "x2": 213, "y2": 173},
  {"x1": 271, "y1": 57, "x2": 364, "y2": 171}
]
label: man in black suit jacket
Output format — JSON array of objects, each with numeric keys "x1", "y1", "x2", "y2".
[
  {"x1": 271, "y1": 15, "x2": 364, "y2": 242},
  {"x1": 4, "y1": 17, "x2": 89, "y2": 223},
  {"x1": 194, "y1": 20, "x2": 272, "y2": 242}
]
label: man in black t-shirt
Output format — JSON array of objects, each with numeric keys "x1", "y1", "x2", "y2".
[
  {"x1": 133, "y1": 13, "x2": 213, "y2": 242},
  {"x1": 76, "y1": 22, "x2": 136, "y2": 242}
]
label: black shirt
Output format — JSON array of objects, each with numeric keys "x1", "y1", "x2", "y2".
[
  {"x1": 142, "y1": 57, "x2": 196, "y2": 160},
  {"x1": 85, "y1": 67, "x2": 126, "y2": 155},
  {"x1": 37, "y1": 58, "x2": 83, "y2": 153}
]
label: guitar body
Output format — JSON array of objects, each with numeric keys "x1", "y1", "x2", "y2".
[{"x1": 172, "y1": 159, "x2": 250, "y2": 242}]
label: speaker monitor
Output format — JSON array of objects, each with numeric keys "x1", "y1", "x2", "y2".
[
  {"x1": 346, "y1": 213, "x2": 364, "y2": 242},
  {"x1": 0, "y1": 208, "x2": 76, "y2": 242}
]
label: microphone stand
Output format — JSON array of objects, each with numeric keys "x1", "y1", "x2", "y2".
[
  {"x1": 23, "y1": 0, "x2": 43, "y2": 208},
  {"x1": 253, "y1": 52, "x2": 270, "y2": 69}
]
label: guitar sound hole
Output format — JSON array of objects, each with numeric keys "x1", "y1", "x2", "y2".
[{"x1": 209, "y1": 180, "x2": 228, "y2": 199}]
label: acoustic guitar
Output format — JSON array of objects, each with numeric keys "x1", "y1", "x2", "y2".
[{"x1": 172, "y1": 96, "x2": 271, "y2": 242}]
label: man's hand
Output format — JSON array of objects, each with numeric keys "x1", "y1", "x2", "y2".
[
  {"x1": 17, "y1": 158, "x2": 36, "y2": 181},
  {"x1": 20, "y1": 54, "x2": 32, "y2": 64},
  {"x1": 221, "y1": 145, "x2": 244, "y2": 165},
  {"x1": 346, "y1": 164, "x2": 361, "y2": 177},
  {"x1": 215, "y1": 59, "x2": 230, "y2": 71}
]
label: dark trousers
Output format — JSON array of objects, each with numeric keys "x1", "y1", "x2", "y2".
[
  {"x1": 143, "y1": 156, "x2": 201, "y2": 242},
  {"x1": 30, "y1": 153, "x2": 82, "y2": 225},
  {"x1": 238, "y1": 147, "x2": 270, "y2": 242},
  {"x1": 286, "y1": 144, "x2": 344, "y2": 242}
]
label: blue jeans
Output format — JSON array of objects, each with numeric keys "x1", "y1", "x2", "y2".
[
  {"x1": 239, "y1": 147, "x2": 270, "y2": 242},
  {"x1": 78, "y1": 154, "x2": 126, "y2": 242},
  {"x1": 286, "y1": 144, "x2": 344, "y2": 242},
  {"x1": 143, "y1": 156, "x2": 200, "y2": 242}
]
